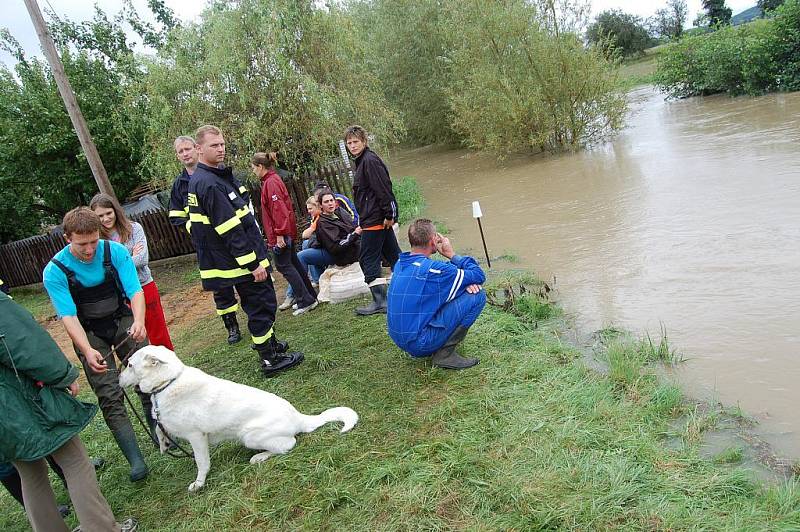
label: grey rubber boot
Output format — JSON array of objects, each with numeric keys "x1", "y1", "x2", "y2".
[
  {"x1": 431, "y1": 326, "x2": 479, "y2": 370},
  {"x1": 221, "y1": 313, "x2": 242, "y2": 345},
  {"x1": 108, "y1": 421, "x2": 148, "y2": 482},
  {"x1": 355, "y1": 284, "x2": 388, "y2": 316},
  {"x1": 255, "y1": 336, "x2": 304, "y2": 377}
]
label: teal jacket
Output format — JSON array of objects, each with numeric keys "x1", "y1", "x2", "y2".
[{"x1": 0, "y1": 292, "x2": 96, "y2": 462}]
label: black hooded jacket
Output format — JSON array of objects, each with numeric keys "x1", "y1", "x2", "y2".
[{"x1": 352, "y1": 147, "x2": 398, "y2": 227}]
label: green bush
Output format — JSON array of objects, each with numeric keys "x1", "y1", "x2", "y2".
[
  {"x1": 392, "y1": 176, "x2": 425, "y2": 225},
  {"x1": 655, "y1": 0, "x2": 800, "y2": 97}
]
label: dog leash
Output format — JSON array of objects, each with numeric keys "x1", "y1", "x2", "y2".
[
  {"x1": 101, "y1": 333, "x2": 133, "y2": 363},
  {"x1": 120, "y1": 386, "x2": 194, "y2": 459},
  {"x1": 99, "y1": 337, "x2": 194, "y2": 459}
]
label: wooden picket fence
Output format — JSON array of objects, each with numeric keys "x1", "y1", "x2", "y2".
[{"x1": 0, "y1": 162, "x2": 354, "y2": 288}]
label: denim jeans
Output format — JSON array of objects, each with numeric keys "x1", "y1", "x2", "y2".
[{"x1": 274, "y1": 237, "x2": 316, "y2": 307}]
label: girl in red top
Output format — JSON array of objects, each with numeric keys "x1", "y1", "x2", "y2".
[{"x1": 253, "y1": 152, "x2": 318, "y2": 316}]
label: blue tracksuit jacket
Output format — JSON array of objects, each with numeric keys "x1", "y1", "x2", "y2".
[{"x1": 387, "y1": 252, "x2": 486, "y2": 356}]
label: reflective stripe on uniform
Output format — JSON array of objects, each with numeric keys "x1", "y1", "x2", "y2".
[
  {"x1": 169, "y1": 209, "x2": 188, "y2": 218},
  {"x1": 198, "y1": 258, "x2": 270, "y2": 280},
  {"x1": 215, "y1": 215, "x2": 241, "y2": 235},
  {"x1": 239, "y1": 186, "x2": 247, "y2": 195},
  {"x1": 235, "y1": 251, "x2": 257, "y2": 266},
  {"x1": 251, "y1": 327, "x2": 274, "y2": 345},
  {"x1": 216, "y1": 303, "x2": 239, "y2": 315},
  {"x1": 214, "y1": 206, "x2": 250, "y2": 235},
  {"x1": 189, "y1": 213, "x2": 211, "y2": 224}
]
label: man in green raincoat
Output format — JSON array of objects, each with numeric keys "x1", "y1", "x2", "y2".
[{"x1": 0, "y1": 291, "x2": 137, "y2": 532}]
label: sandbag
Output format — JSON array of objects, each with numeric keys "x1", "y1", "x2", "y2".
[{"x1": 317, "y1": 263, "x2": 370, "y2": 304}]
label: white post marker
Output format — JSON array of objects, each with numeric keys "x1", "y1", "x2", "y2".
[{"x1": 472, "y1": 201, "x2": 491, "y2": 268}]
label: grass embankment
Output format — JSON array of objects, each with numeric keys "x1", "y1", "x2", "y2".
[
  {"x1": 3, "y1": 261, "x2": 800, "y2": 530},
  {"x1": 618, "y1": 46, "x2": 664, "y2": 90}
]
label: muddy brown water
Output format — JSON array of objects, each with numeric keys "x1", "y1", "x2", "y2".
[{"x1": 389, "y1": 87, "x2": 800, "y2": 458}]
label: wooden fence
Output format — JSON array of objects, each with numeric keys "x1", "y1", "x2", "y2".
[{"x1": 0, "y1": 162, "x2": 354, "y2": 288}]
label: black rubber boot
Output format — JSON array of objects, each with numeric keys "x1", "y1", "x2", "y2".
[
  {"x1": 221, "y1": 313, "x2": 242, "y2": 345},
  {"x1": 355, "y1": 283, "x2": 388, "y2": 316},
  {"x1": 251, "y1": 339, "x2": 288, "y2": 353},
  {"x1": 108, "y1": 421, "x2": 148, "y2": 482},
  {"x1": 255, "y1": 336, "x2": 304, "y2": 377},
  {"x1": 430, "y1": 326, "x2": 479, "y2": 370}
]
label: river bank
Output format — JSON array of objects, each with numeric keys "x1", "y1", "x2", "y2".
[
  {"x1": 4, "y1": 255, "x2": 800, "y2": 530},
  {"x1": 388, "y1": 87, "x2": 800, "y2": 460}
]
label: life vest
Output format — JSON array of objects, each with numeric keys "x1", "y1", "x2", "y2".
[{"x1": 49, "y1": 240, "x2": 131, "y2": 331}]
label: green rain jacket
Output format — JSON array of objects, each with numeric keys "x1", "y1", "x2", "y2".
[{"x1": 0, "y1": 292, "x2": 96, "y2": 462}]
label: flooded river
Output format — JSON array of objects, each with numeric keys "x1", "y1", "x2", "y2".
[{"x1": 389, "y1": 87, "x2": 800, "y2": 457}]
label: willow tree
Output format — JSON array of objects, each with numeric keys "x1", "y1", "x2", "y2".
[
  {"x1": 443, "y1": 0, "x2": 627, "y2": 155},
  {"x1": 137, "y1": 0, "x2": 402, "y2": 187},
  {"x1": 350, "y1": 0, "x2": 455, "y2": 145}
]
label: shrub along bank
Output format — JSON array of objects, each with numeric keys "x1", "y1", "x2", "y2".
[
  {"x1": 2, "y1": 266, "x2": 799, "y2": 530},
  {"x1": 655, "y1": 0, "x2": 800, "y2": 97}
]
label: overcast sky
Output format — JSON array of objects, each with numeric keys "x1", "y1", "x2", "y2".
[{"x1": 1, "y1": 0, "x2": 758, "y2": 68}]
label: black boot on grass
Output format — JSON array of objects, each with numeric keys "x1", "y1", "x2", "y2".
[
  {"x1": 431, "y1": 326, "x2": 479, "y2": 370},
  {"x1": 355, "y1": 284, "x2": 388, "y2": 316},
  {"x1": 254, "y1": 337, "x2": 304, "y2": 377},
  {"x1": 221, "y1": 313, "x2": 242, "y2": 345}
]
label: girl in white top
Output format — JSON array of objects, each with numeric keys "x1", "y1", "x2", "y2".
[{"x1": 90, "y1": 193, "x2": 174, "y2": 350}]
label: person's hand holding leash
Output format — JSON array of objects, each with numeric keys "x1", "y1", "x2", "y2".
[
  {"x1": 354, "y1": 226, "x2": 363, "y2": 235},
  {"x1": 85, "y1": 347, "x2": 108, "y2": 374},
  {"x1": 383, "y1": 218, "x2": 394, "y2": 229},
  {"x1": 252, "y1": 265, "x2": 268, "y2": 282}
]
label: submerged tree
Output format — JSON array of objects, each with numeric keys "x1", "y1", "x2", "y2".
[
  {"x1": 443, "y1": 0, "x2": 627, "y2": 155},
  {"x1": 350, "y1": 0, "x2": 454, "y2": 145}
]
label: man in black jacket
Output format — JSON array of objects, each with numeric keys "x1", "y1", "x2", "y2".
[
  {"x1": 187, "y1": 125, "x2": 303, "y2": 376},
  {"x1": 168, "y1": 135, "x2": 242, "y2": 345},
  {"x1": 345, "y1": 125, "x2": 401, "y2": 316}
]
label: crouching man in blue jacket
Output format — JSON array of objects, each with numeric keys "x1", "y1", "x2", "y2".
[{"x1": 387, "y1": 219, "x2": 487, "y2": 369}]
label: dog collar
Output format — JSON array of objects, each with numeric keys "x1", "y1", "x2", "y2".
[{"x1": 149, "y1": 377, "x2": 178, "y2": 395}]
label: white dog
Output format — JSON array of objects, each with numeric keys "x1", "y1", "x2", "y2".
[{"x1": 119, "y1": 345, "x2": 358, "y2": 492}]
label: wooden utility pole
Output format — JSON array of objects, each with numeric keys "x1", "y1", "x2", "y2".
[{"x1": 23, "y1": 0, "x2": 117, "y2": 201}]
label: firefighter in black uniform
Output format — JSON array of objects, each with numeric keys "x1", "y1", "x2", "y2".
[
  {"x1": 187, "y1": 125, "x2": 304, "y2": 376},
  {"x1": 169, "y1": 135, "x2": 242, "y2": 345}
]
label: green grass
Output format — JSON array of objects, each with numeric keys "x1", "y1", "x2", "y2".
[
  {"x1": 618, "y1": 45, "x2": 665, "y2": 90},
  {"x1": 4, "y1": 269, "x2": 800, "y2": 530},
  {"x1": 715, "y1": 447, "x2": 745, "y2": 465},
  {"x1": 393, "y1": 176, "x2": 425, "y2": 225},
  {"x1": 8, "y1": 285, "x2": 54, "y2": 320}
]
